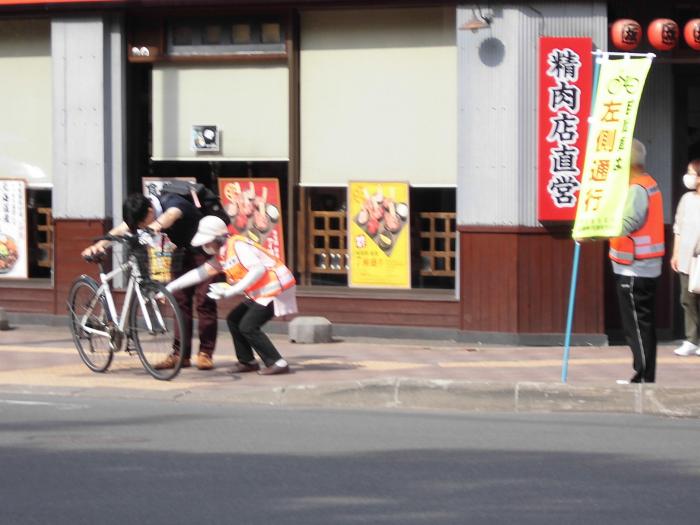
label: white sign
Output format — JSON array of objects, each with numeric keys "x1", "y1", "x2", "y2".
[
  {"x1": 0, "y1": 179, "x2": 27, "y2": 279},
  {"x1": 191, "y1": 125, "x2": 220, "y2": 152}
]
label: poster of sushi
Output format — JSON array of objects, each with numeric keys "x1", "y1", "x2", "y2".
[
  {"x1": 0, "y1": 179, "x2": 28, "y2": 279},
  {"x1": 348, "y1": 181, "x2": 410, "y2": 289},
  {"x1": 218, "y1": 178, "x2": 285, "y2": 262}
]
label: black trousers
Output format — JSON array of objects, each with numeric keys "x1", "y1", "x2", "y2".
[
  {"x1": 226, "y1": 299, "x2": 282, "y2": 367},
  {"x1": 172, "y1": 250, "x2": 218, "y2": 360},
  {"x1": 614, "y1": 274, "x2": 658, "y2": 383}
]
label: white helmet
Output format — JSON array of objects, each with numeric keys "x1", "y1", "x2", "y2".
[{"x1": 190, "y1": 215, "x2": 229, "y2": 247}]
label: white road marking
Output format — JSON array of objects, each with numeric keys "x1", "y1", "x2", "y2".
[{"x1": 0, "y1": 399, "x2": 87, "y2": 409}]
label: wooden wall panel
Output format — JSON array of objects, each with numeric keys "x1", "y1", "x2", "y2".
[
  {"x1": 459, "y1": 227, "x2": 605, "y2": 335},
  {"x1": 54, "y1": 219, "x2": 110, "y2": 315},
  {"x1": 0, "y1": 287, "x2": 54, "y2": 314},
  {"x1": 516, "y1": 230, "x2": 604, "y2": 334},
  {"x1": 459, "y1": 230, "x2": 518, "y2": 332},
  {"x1": 296, "y1": 296, "x2": 460, "y2": 329}
]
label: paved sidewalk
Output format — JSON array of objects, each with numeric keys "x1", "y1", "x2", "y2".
[{"x1": 1, "y1": 324, "x2": 700, "y2": 417}]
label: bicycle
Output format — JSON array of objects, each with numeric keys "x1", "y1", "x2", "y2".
[{"x1": 67, "y1": 232, "x2": 186, "y2": 381}]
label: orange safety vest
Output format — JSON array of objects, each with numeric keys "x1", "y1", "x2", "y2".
[
  {"x1": 218, "y1": 235, "x2": 295, "y2": 300},
  {"x1": 609, "y1": 174, "x2": 665, "y2": 265}
]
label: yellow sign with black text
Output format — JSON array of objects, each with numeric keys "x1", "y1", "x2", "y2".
[
  {"x1": 573, "y1": 55, "x2": 652, "y2": 239},
  {"x1": 348, "y1": 181, "x2": 410, "y2": 288}
]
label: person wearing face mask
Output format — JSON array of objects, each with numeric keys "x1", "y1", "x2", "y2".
[
  {"x1": 671, "y1": 159, "x2": 700, "y2": 356},
  {"x1": 164, "y1": 215, "x2": 296, "y2": 375}
]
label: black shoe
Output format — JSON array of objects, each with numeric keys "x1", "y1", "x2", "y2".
[{"x1": 229, "y1": 361, "x2": 261, "y2": 374}]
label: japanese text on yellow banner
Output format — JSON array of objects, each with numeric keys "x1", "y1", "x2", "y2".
[{"x1": 573, "y1": 55, "x2": 652, "y2": 239}]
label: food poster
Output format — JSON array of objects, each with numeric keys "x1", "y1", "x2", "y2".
[
  {"x1": 142, "y1": 177, "x2": 196, "y2": 198},
  {"x1": 348, "y1": 181, "x2": 410, "y2": 289},
  {"x1": 218, "y1": 178, "x2": 285, "y2": 262},
  {"x1": 0, "y1": 179, "x2": 28, "y2": 279}
]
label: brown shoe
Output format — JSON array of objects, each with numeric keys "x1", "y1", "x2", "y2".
[
  {"x1": 229, "y1": 361, "x2": 261, "y2": 374},
  {"x1": 258, "y1": 363, "x2": 290, "y2": 376},
  {"x1": 197, "y1": 352, "x2": 214, "y2": 370},
  {"x1": 154, "y1": 354, "x2": 190, "y2": 370}
]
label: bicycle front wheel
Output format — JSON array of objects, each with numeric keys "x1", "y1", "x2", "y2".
[
  {"x1": 130, "y1": 281, "x2": 185, "y2": 381},
  {"x1": 67, "y1": 276, "x2": 114, "y2": 373}
]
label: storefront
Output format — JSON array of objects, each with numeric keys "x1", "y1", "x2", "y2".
[{"x1": 0, "y1": 0, "x2": 697, "y2": 343}]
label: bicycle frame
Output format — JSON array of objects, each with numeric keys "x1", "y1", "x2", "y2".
[{"x1": 78, "y1": 256, "x2": 161, "y2": 340}]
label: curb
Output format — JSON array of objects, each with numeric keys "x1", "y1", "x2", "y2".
[
  {"x1": 4, "y1": 378, "x2": 700, "y2": 418},
  {"x1": 224, "y1": 379, "x2": 700, "y2": 418}
]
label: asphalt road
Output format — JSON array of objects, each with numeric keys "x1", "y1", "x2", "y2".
[{"x1": 1, "y1": 395, "x2": 699, "y2": 525}]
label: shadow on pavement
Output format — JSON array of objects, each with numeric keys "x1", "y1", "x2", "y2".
[{"x1": 0, "y1": 447, "x2": 698, "y2": 524}]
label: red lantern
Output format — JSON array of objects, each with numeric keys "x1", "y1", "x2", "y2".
[
  {"x1": 647, "y1": 18, "x2": 679, "y2": 50},
  {"x1": 684, "y1": 19, "x2": 700, "y2": 51},
  {"x1": 610, "y1": 19, "x2": 642, "y2": 51}
]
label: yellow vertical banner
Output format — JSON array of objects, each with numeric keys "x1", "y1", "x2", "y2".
[
  {"x1": 572, "y1": 55, "x2": 652, "y2": 239},
  {"x1": 348, "y1": 181, "x2": 411, "y2": 288}
]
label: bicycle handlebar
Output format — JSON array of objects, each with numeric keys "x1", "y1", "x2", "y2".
[
  {"x1": 83, "y1": 229, "x2": 156, "y2": 263},
  {"x1": 83, "y1": 252, "x2": 105, "y2": 264}
]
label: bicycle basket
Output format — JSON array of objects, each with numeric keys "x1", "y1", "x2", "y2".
[{"x1": 129, "y1": 235, "x2": 181, "y2": 284}]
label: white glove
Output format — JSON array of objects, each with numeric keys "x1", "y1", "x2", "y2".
[
  {"x1": 207, "y1": 282, "x2": 241, "y2": 301},
  {"x1": 206, "y1": 288, "x2": 223, "y2": 301}
]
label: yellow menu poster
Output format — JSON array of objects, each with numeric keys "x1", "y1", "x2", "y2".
[{"x1": 348, "y1": 181, "x2": 410, "y2": 288}]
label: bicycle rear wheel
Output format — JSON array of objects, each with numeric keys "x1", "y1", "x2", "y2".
[
  {"x1": 130, "y1": 281, "x2": 185, "y2": 381},
  {"x1": 67, "y1": 276, "x2": 114, "y2": 373}
]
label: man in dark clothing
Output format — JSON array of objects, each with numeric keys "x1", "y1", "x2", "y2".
[{"x1": 81, "y1": 193, "x2": 218, "y2": 370}]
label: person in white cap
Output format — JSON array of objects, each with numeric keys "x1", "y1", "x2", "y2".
[{"x1": 165, "y1": 215, "x2": 296, "y2": 375}]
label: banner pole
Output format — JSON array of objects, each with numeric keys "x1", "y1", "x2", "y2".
[
  {"x1": 561, "y1": 240, "x2": 581, "y2": 383},
  {"x1": 561, "y1": 51, "x2": 603, "y2": 383}
]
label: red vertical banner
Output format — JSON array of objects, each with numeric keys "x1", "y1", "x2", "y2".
[
  {"x1": 218, "y1": 178, "x2": 285, "y2": 262},
  {"x1": 538, "y1": 37, "x2": 593, "y2": 222}
]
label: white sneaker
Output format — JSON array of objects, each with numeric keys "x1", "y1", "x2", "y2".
[{"x1": 674, "y1": 341, "x2": 698, "y2": 356}]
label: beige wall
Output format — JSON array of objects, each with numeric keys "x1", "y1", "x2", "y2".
[
  {"x1": 300, "y1": 7, "x2": 457, "y2": 187},
  {"x1": 152, "y1": 63, "x2": 289, "y2": 161},
  {"x1": 0, "y1": 19, "x2": 52, "y2": 187}
]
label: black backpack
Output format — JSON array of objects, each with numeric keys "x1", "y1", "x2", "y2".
[{"x1": 160, "y1": 180, "x2": 230, "y2": 225}]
